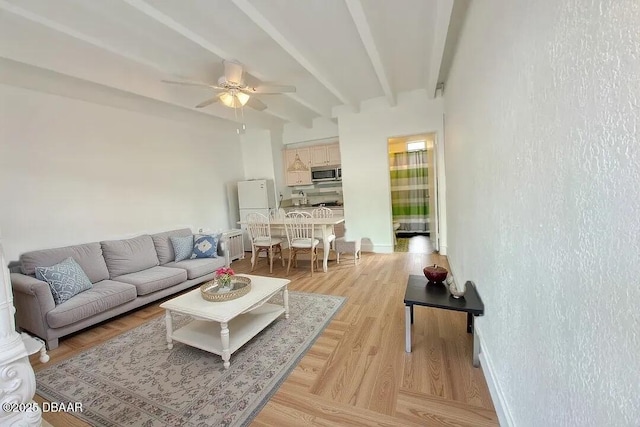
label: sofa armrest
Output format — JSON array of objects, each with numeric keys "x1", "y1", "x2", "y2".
[
  {"x1": 218, "y1": 236, "x2": 230, "y2": 268},
  {"x1": 218, "y1": 234, "x2": 231, "y2": 267},
  {"x1": 10, "y1": 273, "x2": 55, "y2": 340}
]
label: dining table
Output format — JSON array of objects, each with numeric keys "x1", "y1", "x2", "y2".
[{"x1": 238, "y1": 216, "x2": 345, "y2": 273}]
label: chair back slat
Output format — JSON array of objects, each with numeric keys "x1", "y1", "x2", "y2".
[
  {"x1": 312, "y1": 207, "x2": 333, "y2": 218},
  {"x1": 312, "y1": 207, "x2": 335, "y2": 241},
  {"x1": 246, "y1": 213, "x2": 271, "y2": 242},
  {"x1": 284, "y1": 212, "x2": 314, "y2": 242}
]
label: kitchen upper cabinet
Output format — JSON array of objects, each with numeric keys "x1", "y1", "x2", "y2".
[
  {"x1": 310, "y1": 143, "x2": 341, "y2": 167},
  {"x1": 284, "y1": 148, "x2": 312, "y2": 186}
]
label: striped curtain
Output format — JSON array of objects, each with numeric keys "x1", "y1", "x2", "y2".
[{"x1": 390, "y1": 150, "x2": 429, "y2": 232}]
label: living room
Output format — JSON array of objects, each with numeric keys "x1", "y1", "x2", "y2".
[{"x1": 1, "y1": 1, "x2": 638, "y2": 426}]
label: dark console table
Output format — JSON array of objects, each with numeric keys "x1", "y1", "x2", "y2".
[{"x1": 404, "y1": 275, "x2": 485, "y2": 367}]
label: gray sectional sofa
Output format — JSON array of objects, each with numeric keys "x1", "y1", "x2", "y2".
[{"x1": 9, "y1": 228, "x2": 228, "y2": 349}]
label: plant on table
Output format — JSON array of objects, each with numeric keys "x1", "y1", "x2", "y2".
[{"x1": 215, "y1": 267, "x2": 235, "y2": 288}]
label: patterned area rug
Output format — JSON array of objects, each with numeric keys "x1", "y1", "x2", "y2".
[{"x1": 36, "y1": 291, "x2": 345, "y2": 427}]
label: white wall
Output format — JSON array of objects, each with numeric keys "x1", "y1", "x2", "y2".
[
  {"x1": 0, "y1": 84, "x2": 244, "y2": 262},
  {"x1": 269, "y1": 129, "x2": 287, "y2": 206},
  {"x1": 282, "y1": 117, "x2": 338, "y2": 145},
  {"x1": 336, "y1": 90, "x2": 445, "y2": 252},
  {"x1": 444, "y1": 1, "x2": 640, "y2": 426},
  {"x1": 239, "y1": 128, "x2": 287, "y2": 208},
  {"x1": 240, "y1": 129, "x2": 276, "y2": 182}
]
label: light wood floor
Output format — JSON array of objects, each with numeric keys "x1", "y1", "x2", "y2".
[{"x1": 31, "y1": 249, "x2": 498, "y2": 427}]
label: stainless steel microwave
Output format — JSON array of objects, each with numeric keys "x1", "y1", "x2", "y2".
[{"x1": 311, "y1": 167, "x2": 340, "y2": 182}]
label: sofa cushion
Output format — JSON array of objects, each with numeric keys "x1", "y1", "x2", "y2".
[
  {"x1": 114, "y1": 266, "x2": 187, "y2": 296},
  {"x1": 164, "y1": 257, "x2": 226, "y2": 280},
  {"x1": 101, "y1": 235, "x2": 159, "y2": 279},
  {"x1": 20, "y1": 242, "x2": 109, "y2": 284},
  {"x1": 170, "y1": 235, "x2": 193, "y2": 262},
  {"x1": 151, "y1": 228, "x2": 193, "y2": 265},
  {"x1": 191, "y1": 234, "x2": 221, "y2": 259},
  {"x1": 35, "y1": 257, "x2": 93, "y2": 305},
  {"x1": 46, "y1": 280, "x2": 137, "y2": 329}
]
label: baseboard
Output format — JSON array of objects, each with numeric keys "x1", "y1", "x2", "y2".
[
  {"x1": 368, "y1": 242, "x2": 393, "y2": 253},
  {"x1": 438, "y1": 244, "x2": 447, "y2": 256},
  {"x1": 476, "y1": 326, "x2": 515, "y2": 427},
  {"x1": 448, "y1": 261, "x2": 512, "y2": 426}
]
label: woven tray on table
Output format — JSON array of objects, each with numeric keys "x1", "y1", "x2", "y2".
[{"x1": 200, "y1": 276, "x2": 252, "y2": 302}]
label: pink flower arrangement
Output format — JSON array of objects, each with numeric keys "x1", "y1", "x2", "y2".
[{"x1": 215, "y1": 267, "x2": 235, "y2": 285}]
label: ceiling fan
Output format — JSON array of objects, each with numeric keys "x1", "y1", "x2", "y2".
[{"x1": 162, "y1": 60, "x2": 295, "y2": 111}]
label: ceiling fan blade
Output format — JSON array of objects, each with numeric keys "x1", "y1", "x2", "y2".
[
  {"x1": 195, "y1": 97, "x2": 219, "y2": 108},
  {"x1": 243, "y1": 85, "x2": 296, "y2": 94},
  {"x1": 162, "y1": 80, "x2": 225, "y2": 91},
  {"x1": 223, "y1": 60, "x2": 244, "y2": 85},
  {"x1": 246, "y1": 97, "x2": 267, "y2": 111}
]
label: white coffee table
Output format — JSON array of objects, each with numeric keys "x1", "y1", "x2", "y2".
[{"x1": 160, "y1": 274, "x2": 289, "y2": 369}]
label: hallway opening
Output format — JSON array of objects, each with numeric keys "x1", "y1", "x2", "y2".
[{"x1": 388, "y1": 133, "x2": 438, "y2": 253}]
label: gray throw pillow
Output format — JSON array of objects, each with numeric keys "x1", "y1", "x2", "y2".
[
  {"x1": 170, "y1": 235, "x2": 194, "y2": 262},
  {"x1": 35, "y1": 257, "x2": 93, "y2": 305}
]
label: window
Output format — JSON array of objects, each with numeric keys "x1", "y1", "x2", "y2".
[{"x1": 406, "y1": 140, "x2": 426, "y2": 151}]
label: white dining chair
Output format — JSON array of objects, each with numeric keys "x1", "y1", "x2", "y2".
[
  {"x1": 246, "y1": 212, "x2": 284, "y2": 273},
  {"x1": 311, "y1": 207, "x2": 336, "y2": 250},
  {"x1": 284, "y1": 211, "x2": 319, "y2": 276},
  {"x1": 289, "y1": 210, "x2": 312, "y2": 217}
]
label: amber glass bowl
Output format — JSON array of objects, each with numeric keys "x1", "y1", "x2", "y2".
[{"x1": 423, "y1": 265, "x2": 448, "y2": 284}]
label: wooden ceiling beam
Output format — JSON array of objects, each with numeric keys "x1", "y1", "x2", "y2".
[
  {"x1": 426, "y1": 0, "x2": 454, "y2": 98},
  {"x1": 344, "y1": 0, "x2": 395, "y2": 107},
  {"x1": 231, "y1": 0, "x2": 358, "y2": 111}
]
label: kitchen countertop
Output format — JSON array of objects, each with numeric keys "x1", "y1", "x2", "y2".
[
  {"x1": 285, "y1": 205, "x2": 343, "y2": 210},
  {"x1": 281, "y1": 199, "x2": 343, "y2": 209}
]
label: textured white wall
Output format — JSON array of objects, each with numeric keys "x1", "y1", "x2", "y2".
[
  {"x1": 444, "y1": 1, "x2": 640, "y2": 426},
  {"x1": 240, "y1": 129, "x2": 276, "y2": 182},
  {"x1": 282, "y1": 117, "x2": 338, "y2": 145},
  {"x1": 337, "y1": 90, "x2": 445, "y2": 252},
  {"x1": 0, "y1": 85, "x2": 244, "y2": 262}
]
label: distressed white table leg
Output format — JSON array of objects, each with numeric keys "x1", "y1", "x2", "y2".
[
  {"x1": 250, "y1": 247, "x2": 256, "y2": 270},
  {"x1": 39, "y1": 345, "x2": 49, "y2": 363},
  {"x1": 322, "y1": 225, "x2": 330, "y2": 272},
  {"x1": 473, "y1": 321, "x2": 480, "y2": 367},
  {"x1": 165, "y1": 309, "x2": 174, "y2": 349},
  {"x1": 31, "y1": 336, "x2": 50, "y2": 363},
  {"x1": 405, "y1": 305, "x2": 412, "y2": 353},
  {"x1": 221, "y1": 322, "x2": 231, "y2": 369},
  {"x1": 283, "y1": 286, "x2": 289, "y2": 319}
]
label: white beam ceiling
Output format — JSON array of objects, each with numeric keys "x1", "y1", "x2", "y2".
[
  {"x1": 231, "y1": 0, "x2": 357, "y2": 110},
  {"x1": 426, "y1": 0, "x2": 454, "y2": 98},
  {"x1": 344, "y1": 0, "x2": 395, "y2": 107},
  {"x1": 0, "y1": 0, "x2": 467, "y2": 132}
]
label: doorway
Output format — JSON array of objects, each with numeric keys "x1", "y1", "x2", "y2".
[{"x1": 388, "y1": 133, "x2": 438, "y2": 254}]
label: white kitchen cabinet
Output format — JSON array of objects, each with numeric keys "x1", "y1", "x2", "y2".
[
  {"x1": 284, "y1": 148, "x2": 312, "y2": 186},
  {"x1": 310, "y1": 143, "x2": 341, "y2": 167},
  {"x1": 327, "y1": 144, "x2": 341, "y2": 166}
]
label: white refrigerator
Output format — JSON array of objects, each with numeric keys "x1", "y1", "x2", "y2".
[{"x1": 238, "y1": 179, "x2": 276, "y2": 250}]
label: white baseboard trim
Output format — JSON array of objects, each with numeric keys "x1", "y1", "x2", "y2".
[
  {"x1": 362, "y1": 242, "x2": 393, "y2": 253},
  {"x1": 477, "y1": 327, "x2": 515, "y2": 427},
  {"x1": 438, "y1": 244, "x2": 447, "y2": 256}
]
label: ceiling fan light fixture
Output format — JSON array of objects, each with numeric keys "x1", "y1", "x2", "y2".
[{"x1": 218, "y1": 90, "x2": 250, "y2": 108}]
